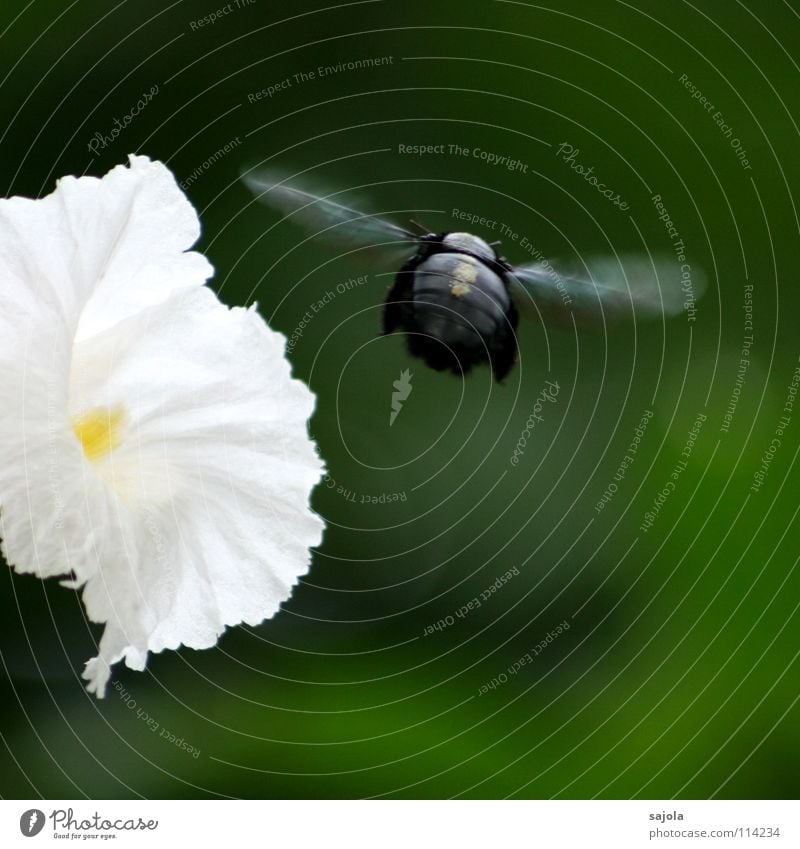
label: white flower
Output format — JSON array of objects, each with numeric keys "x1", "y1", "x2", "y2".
[{"x1": 0, "y1": 155, "x2": 325, "y2": 697}]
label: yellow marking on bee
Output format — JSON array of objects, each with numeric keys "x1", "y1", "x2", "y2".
[
  {"x1": 71, "y1": 405, "x2": 127, "y2": 462},
  {"x1": 450, "y1": 260, "x2": 479, "y2": 297}
]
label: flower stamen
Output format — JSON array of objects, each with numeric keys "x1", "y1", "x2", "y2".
[{"x1": 71, "y1": 406, "x2": 127, "y2": 461}]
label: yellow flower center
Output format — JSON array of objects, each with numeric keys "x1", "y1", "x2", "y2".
[{"x1": 71, "y1": 406, "x2": 126, "y2": 462}]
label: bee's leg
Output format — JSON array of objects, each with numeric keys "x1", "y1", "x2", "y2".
[
  {"x1": 489, "y1": 304, "x2": 520, "y2": 382},
  {"x1": 382, "y1": 266, "x2": 416, "y2": 335}
]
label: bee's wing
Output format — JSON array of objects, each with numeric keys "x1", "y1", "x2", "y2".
[
  {"x1": 242, "y1": 170, "x2": 417, "y2": 254},
  {"x1": 508, "y1": 253, "x2": 705, "y2": 328}
]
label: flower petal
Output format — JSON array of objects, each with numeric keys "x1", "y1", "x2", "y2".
[
  {"x1": 2, "y1": 285, "x2": 324, "y2": 697},
  {"x1": 0, "y1": 154, "x2": 212, "y2": 349}
]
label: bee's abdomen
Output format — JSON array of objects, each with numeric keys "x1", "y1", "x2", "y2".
[
  {"x1": 399, "y1": 252, "x2": 517, "y2": 379},
  {"x1": 412, "y1": 253, "x2": 510, "y2": 337}
]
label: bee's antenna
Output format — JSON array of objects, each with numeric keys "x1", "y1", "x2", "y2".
[
  {"x1": 488, "y1": 240, "x2": 502, "y2": 247},
  {"x1": 409, "y1": 218, "x2": 430, "y2": 234}
]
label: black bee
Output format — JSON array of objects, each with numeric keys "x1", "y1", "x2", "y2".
[{"x1": 243, "y1": 172, "x2": 702, "y2": 380}]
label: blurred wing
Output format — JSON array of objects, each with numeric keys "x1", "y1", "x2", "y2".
[
  {"x1": 508, "y1": 254, "x2": 706, "y2": 328},
  {"x1": 242, "y1": 170, "x2": 416, "y2": 253}
]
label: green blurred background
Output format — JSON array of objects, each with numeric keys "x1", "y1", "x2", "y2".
[{"x1": 1, "y1": 0, "x2": 799, "y2": 799}]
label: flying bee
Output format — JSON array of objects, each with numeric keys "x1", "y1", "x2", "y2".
[{"x1": 243, "y1": 172, "x2": 704, "y2": 380}]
